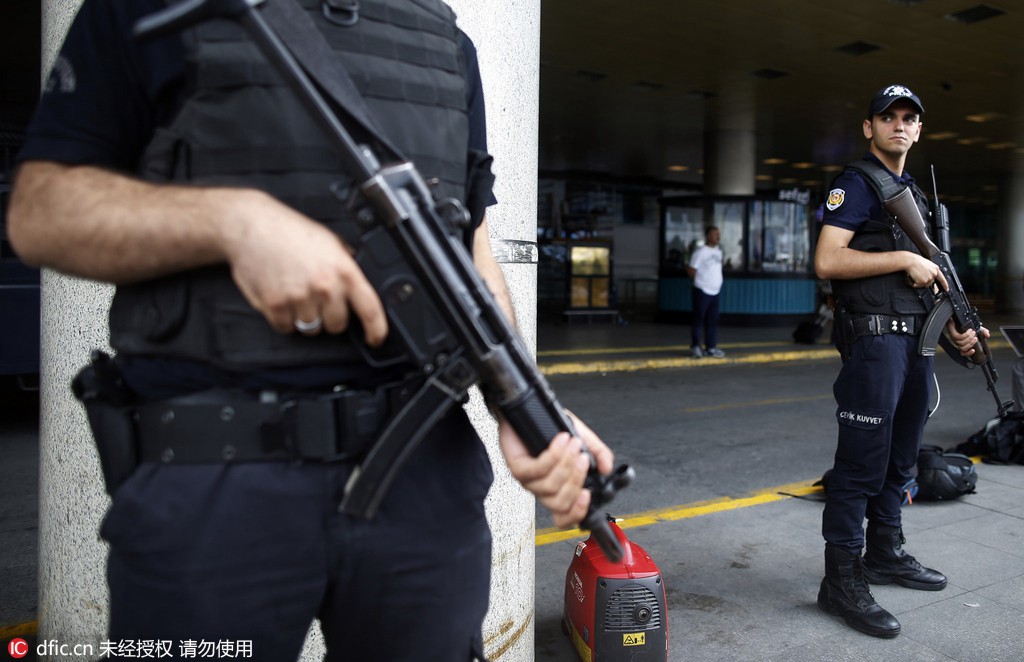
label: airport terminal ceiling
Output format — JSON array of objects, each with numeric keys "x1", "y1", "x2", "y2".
[
  {"x1": 3, "y1": 1, "x2": 1022, "y2": 206},
  {"x1": 539, "y1": 0, "x2": 1024, "y2": 204}
]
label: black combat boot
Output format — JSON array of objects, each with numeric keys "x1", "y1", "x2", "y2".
[
  {"x1": 818, "y1": 545, "x2": 901, "y2": 638},
  {"x1": 863, "y1": 523, "x2": 947, "y2": 590}
]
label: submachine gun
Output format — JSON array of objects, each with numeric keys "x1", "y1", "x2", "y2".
[
  {"x1": 134, "y1": 0, "x2": 633, "y2": 560},
  {"x1": 883, "y1": 167, "x2": 1013, "y2": 418}
]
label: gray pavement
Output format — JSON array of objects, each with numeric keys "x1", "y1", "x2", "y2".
[
  {"x1": 534, "y1": 315, "x2": 1024, "y2": 661},
  {"x1": 2, "y1": 314, "x2": 1023, "y2": 661}
]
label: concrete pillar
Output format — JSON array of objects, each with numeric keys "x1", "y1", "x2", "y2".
[
  {"x1": 446, "y1": 2, "x2": 541, "y2": 660},
  {"x1": 702, "y1": 88, "x2": 756, "y2": 196},
  {"x1": 997, "y1": 152, "x2": 1024, "y2": 314},
  {"x1": 37, "y1": 1, "x2": 116, "y2": 657},
  {"x1": 37, "y1": 1, "x2": 540, "y2": 661}
]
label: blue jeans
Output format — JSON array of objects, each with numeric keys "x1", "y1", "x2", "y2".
[{"x1": 691, "y1": 287, "x2": 720, "y2": 349}]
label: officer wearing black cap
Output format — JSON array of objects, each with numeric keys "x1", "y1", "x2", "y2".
[{"x1": 814, "y1": 84, "x2": 985, "y2": 638}]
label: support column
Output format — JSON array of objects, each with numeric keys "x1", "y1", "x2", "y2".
[
  {"x1": 997, "y1": 152, "x2": 1024, "y2": 314},
  {"x1": 38, "y1": 1, "x2": 115, "y2": 656},
  {"x1": 448, "y1": 2, "x2": 541, "y2": 660},
  {"x1": 702, "y1": 87, "x2": 756, "y2": 196},
  {"x1": 37, "y1": 2, "x2": 541, "y2": 661}
]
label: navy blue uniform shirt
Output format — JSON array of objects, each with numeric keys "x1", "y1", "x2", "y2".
[
  {"x1": 17, "y1": 0, "x2": 492, "y2": 398},
  {"x1": 822, "y1": 153, "x2": 916, "y2": 232}
]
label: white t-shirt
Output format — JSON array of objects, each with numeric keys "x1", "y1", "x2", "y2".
[{"x1": 689, "y1": 244, "x2": 724, "y2": 296}]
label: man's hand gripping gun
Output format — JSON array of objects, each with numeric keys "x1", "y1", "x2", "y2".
[
  {"x1": 135, "y1": 0, "x2": 634, "y2": 561},
  {"x1": 883, "y1": 177, "x2": 1013, "y2": 417}
]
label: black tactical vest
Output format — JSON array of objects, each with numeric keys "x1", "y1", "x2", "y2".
[
  {"x1": 110, "y1": 0, "x2": 470, "y2": 370},
  {"x1": 829, "y1": 159, "x2": 933, "y2": 316}
]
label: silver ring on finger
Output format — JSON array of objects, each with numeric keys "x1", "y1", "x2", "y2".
[{"x1": 294, "y1": 317, "x2": 323, "y2": 333}]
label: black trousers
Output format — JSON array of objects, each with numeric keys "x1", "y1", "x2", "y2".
[
  {"x1": 822, "y1": 334, "x2": 933, "y2": 554},
  {"x1": 102, "y1": 410, "x2": 493, "y2": 661}
]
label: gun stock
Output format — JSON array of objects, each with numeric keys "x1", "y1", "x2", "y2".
[{"x1": 884, "y1": 188, "x2": 940, "y2": 259}]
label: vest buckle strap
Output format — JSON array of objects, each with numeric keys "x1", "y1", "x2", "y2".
[{"x1": 322, "y1": 0, "x2": 359, "y2": 27}]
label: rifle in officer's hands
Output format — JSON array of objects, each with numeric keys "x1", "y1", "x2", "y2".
[
  {"x1": 134, "y1": 0, "x2": 634, "y2": 560},
  {"x1": 883, "y1": 171, "x2": 1013, "y2": 417}
]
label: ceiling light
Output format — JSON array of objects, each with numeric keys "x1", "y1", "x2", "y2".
[
  {"x1": 821, "y1": 165, "x2": 843, "y2": 173},
  {"x1": 835, "y1": 41, "x2": 882, "y2": 56},
  {"x1": 925, "y1": 131, "x2": 960, "y2": 140},
  {"x1": 945, "y1": 5, "x2": 1006, "y2": 24},
  {"x1": 762, "y1": 158, "x2": 787, "y2": 165},
  {"x1": 965, "y1": 112, "x2": 1003, "y2": 123},
  {"x1": 955, "y1": 137, "x2": 988, "y2": 145},
  {"x1": 985, "y1": 142, "x2": 1016, "y2": 150},
  {"x1": 755, "y1": 174, "x2": 773, "y2": 181},
  {"x1": 791, "y1": 162, "x2": 816, "y2": 169},
  {"x1": 667, "y1": 165, "x2": 689, "y2": 172},
  {"x1": 778, "y1": 178, "x2": 798, "y2": 184}
]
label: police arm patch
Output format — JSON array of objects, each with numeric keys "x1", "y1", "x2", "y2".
[{"x1": 826, "y1": 188, "x2": 845, "y2": 211}]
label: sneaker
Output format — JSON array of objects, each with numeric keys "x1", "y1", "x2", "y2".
[
  {"x1": 690, "y1": 346, "x2": 703, "y2": 358},
  {"x1": 706, "y1": 348, "x2": 726, "y2": 358}
]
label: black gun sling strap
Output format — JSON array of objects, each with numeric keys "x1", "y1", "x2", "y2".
[
  {"x1": 844, "y1": 159, "x2": 904, "y2": 204},
  {"x1": 261, "y1": 0, "x2": 405, "y2": 161}
]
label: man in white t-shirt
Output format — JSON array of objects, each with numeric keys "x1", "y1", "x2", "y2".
[{"x1": 687, "y1": 226, "x2": 725, "y2": 358}]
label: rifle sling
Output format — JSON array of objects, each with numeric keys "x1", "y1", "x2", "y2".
[
  {"x1": 844, "y1": 159, "x2": 904, "y2": 202},
  {"x1": 261, "y1": 0, "x2": 405, "y2": 161}
]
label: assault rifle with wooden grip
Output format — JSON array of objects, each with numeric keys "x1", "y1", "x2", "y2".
[
  {"x1": 883, "y1": 170, "x2": 1013, "y2": 417},
  {"x1": 134, "y1": 0, "x2": 634, "y2": 561}
]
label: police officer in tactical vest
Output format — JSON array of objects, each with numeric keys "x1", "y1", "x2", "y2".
[
  {"x1": 814, "y1": 85, "x2": 986, "y2": 638},
  {"x1": 8, "y1": 1, "x2": 615, "y2": 659}
]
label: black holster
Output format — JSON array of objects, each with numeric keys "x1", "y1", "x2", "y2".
[
  {"x1": 832, "y1": 306, "x2": 855, "y2": 361},
  {"x1": 71, "y1": 351, "x2": 139, "y2": 495}
]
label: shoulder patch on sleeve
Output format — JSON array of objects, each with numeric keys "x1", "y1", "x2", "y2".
[{"x1": 826, "y1": 188, "x2": 846, "y2": 211}]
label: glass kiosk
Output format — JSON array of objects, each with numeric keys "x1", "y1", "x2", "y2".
[
  {"x1": 564, "y1": 242, "x2": 618, "y2": 322},
  {"x1": 658, "y1": 194, "x2": 818, "y2": 321}
]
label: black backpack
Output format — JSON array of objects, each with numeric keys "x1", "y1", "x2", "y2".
[
  {"x1": 915, "y1": 445, "x2": 978, "y2": 501},
  {"x1": 956, "y1": 412, "x2": 1024, "y2": 465}
]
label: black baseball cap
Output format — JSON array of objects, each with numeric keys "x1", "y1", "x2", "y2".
[{"x1": 868, "y1": 84, "x2": 924, "y2": 117}]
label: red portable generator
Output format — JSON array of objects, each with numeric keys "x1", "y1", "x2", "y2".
[{"x1": 562, "y1": 519, "x2": 668, "y2": 661}]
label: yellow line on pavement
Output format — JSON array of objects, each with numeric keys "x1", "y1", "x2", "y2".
[
  {"x1": 0, "y1": 621, "x2": 37, "y2": 639},
  {"x1": 535, "y1": 480, "x2": 822, "y2": 547},
  {"x1": 537, "y1": 341, "x2": 781, "y2": 358},
  {"x1": 680, "y1": 393, "x2": 833, "y2": 414},
  {"x1": 540, "y1": 348, "x2": 837, "y2": 376}
]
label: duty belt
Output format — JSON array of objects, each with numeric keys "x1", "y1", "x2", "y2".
[
  {"x1": 132, "y1": 382, "x2": 416, "y2": 465},
  {"x1": 850, "y1": 314, "x2": 919, "y2": 338}
]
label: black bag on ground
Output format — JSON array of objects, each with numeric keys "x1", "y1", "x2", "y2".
[
  {"x1": 915, "y1": 445, "x2": 978, "y2": 501},
  {"x1": 956, "y1": 412, "x2": 1024, "y2": 464},
  {"x1": 792, "y1": 319, "x2": 824, "y2": 344}
]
